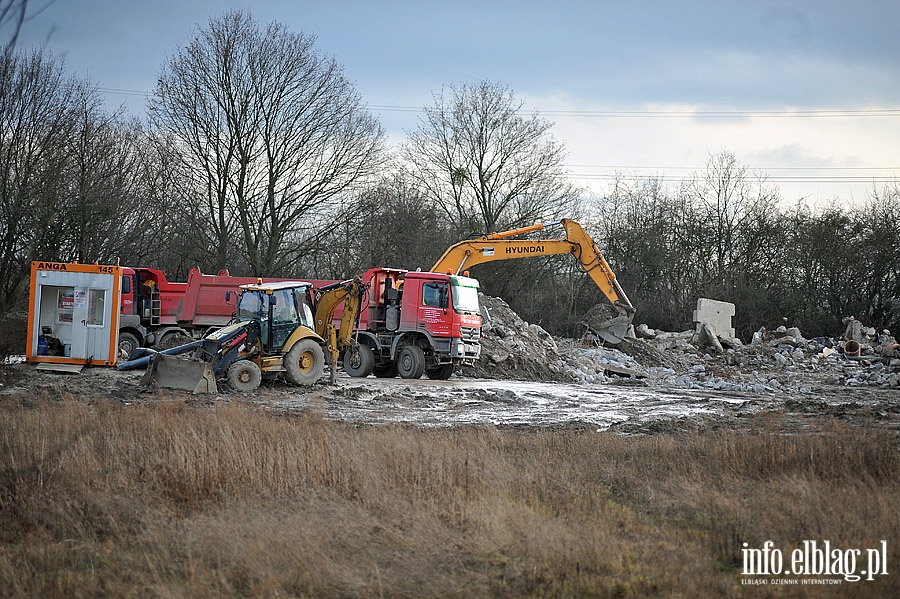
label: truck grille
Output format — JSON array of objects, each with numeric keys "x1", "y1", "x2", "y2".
[{"x1": 459, "y1": 326, "x2": 480, "y2": 342}]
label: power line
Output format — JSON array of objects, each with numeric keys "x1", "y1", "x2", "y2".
[
  {"x1": 97, "y1": 87, "x2": 149, "y2": 96},
  {"x1": 96, "y1": 90, "x2": 900, "y2": 120},
  {"x1": 567, "y1": 173, "x2": 899, "y2": 185},
  {"x1": 539, "y1": 108, "x2": 900, "y2": 118},
  {"x1": 564, "y1": 165, "x2": 900, "y2": 185},
  {"x1": 567, "y1": 165, "x2": 900, "y2": 171},
  {"x1": 367, "y1": 105, "x2": 900, "y2": 119},
  {"x1": 90, "y1": 89, "x2": 900, "y2": 186}
]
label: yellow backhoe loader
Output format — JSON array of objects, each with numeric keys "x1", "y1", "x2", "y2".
[
  {"x1": 140, "y1": 277, "x2": 367, "y2": 393},
  {"x1": 431, "y1": 219, "x2": 635, "y2": 343}
]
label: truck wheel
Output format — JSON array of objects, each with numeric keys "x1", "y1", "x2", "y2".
[
  {"x1": 372, "y1": 364, "x2": 398, "y2": 378},
  {"x1": 158, "y1": 331, "x2": 192, "y2": 350},
  {"x1": 284, "y1": 339, "x2": 325, "y2": 385},
  {"x1": 343, "y1": 344, "x2": 374, "y2": 377},
  {"x1": 227, "y1": 360, "x2": 262, "y2": 391},
  {"x1": 118, "y1": 332, "x2": 140, "y2": 360},
  {"x1": 397, "y1": 345, "x2": 426, "y2": 379},
  {"x1": 425, "y1": 363, "x2": 454, "y2": 380}
]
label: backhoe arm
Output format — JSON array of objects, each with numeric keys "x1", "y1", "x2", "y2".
[
  {"x1": 314, "y1": 276, "x2": 368, "y2": 382},
  {"x1": 431, "y1": 219, "x2": 635, "y2": 342}
]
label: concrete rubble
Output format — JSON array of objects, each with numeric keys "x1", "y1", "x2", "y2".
[{"x1": 465, "y1": 295, "x2": 900, "y2": 393}]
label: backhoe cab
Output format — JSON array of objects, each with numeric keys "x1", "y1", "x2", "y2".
[{"x1": 143, "y1": 278, "x2": 366, "y2": 393}]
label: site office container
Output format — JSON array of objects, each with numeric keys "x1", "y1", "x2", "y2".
[{"x1": 27, "y1": 261, "x2": 122, "y2": 366}]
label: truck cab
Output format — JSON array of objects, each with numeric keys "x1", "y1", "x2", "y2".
[
  {"x1": 398, "y1": 271, "x2": 482, "y2": 363},
  {"x1": 334, "y1": 269, "x2": 482, "y2": 380}
]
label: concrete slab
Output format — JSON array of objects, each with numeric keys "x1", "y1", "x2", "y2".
[
  {"x1": 35, "y1": 363, "x2": 84, "y2": 374},
  {"x1": 693, "y1": 298, "x2": 735, "y2": 339}
]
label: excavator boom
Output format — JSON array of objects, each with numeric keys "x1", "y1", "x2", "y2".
[{"x1": 431, "y1": 219, "x2": 635, "y2": 343}]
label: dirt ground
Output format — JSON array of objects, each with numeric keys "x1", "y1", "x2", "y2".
[
  {"x1": 2, "y1": 337, "x2": 897, "y2": 436},
  {"x1": 2, "y1": 299, "x2": 897, "y2": 435}
]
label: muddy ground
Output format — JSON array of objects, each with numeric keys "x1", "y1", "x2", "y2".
[
  {"x1": 2, "y1": 297, "x2": 897, "y2": 434},
  {"x1": 2, "y1": 340, "x2": 897, "y2": 436}
]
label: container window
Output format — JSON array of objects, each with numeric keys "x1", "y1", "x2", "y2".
[{"x1": 87, "y1": 289, "x2": 106, "y2": 326}]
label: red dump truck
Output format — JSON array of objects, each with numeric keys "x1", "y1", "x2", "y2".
[
  {"x1": 309, "y1": 268, "x2": 482, "y2": 380},
  {"x1": 117, "y1": 267, "x2": 282, "y2": 356}
]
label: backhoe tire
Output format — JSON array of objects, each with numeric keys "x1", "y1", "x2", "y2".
[
  {"x1": 372, "y1": 364, "x2": 398, "y2": 378},
  {"x1": 284, "y1": 339, "x2": 325, "y2": 386},
  {"x1": 397, "y1": 345, "x2": 426, "y2": 379},
  {"x1": 227, "y1": 360, "x2": 262, "y2": 392},
  {"x1": 425, "y1": 363, "x2": 454, "y2": 380},
  {"x1": 343, "y1": 344, "x2": 374, "y2": 377},
  {"x1": 118, "y1": 332, "x2": 141, "y2": 360}
]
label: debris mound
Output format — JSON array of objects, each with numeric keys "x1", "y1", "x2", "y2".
[
  {"x1": 466, "y1": 293, "x2": 898, "y2": 392},
  {"x1": 461, "y1": 294, "x2": 568, "y2": 381},
  {"x1": 462, "y1": 294, "x2": 648, "y2": 383}
]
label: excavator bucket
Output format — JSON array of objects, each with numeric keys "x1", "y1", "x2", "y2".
[
  {"x1": 581, "y1": 304, "x2": 634, "y2": 344},
  {"x1": 587, "y1": 315, "x2": 632, "y2": 344},
  {"x1": 141, "y1": 352, "x2": 218, "y2": 394}
]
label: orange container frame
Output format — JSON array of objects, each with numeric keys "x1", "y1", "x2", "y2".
[{"x1": 26, "y1": 261, "x2": 122, "y2": 367}]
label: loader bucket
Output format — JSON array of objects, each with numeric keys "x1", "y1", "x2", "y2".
[{"x1": 141, "y1": 353, "x2": 218, "y2": 394}]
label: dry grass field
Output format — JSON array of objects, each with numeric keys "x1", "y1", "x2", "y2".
[{"x1": 1, "y1": 391, "x2": 898, "y2": 597}]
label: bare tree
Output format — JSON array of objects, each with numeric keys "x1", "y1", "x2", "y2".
[
  {"x1": 679, "y1": 151, "x2": 781, "y2": 292},
  {"x1": 0, "y1": 0, "x2": 27, "y2": 50},
  {"x1": 0, "y1": 48, "x2": 83, "y2": 309},
  {"x1": 310, "y1": 172, "x2": 456, "y2": 277},
  {"x1": 402, "y1": 80, "x2": 579, "y2": 235},
  {"x1": 149, "y1": 11, "x2": 383, "y2": 276},
  {"x1": 0, "y1": 47, "x2": 165, "y2": 311}
]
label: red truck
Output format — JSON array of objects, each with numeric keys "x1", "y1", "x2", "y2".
[
  {"x1": 118, "y1": 266, "x2": 283, "y2": 356},
  {"x1": 310, "y1": 268, "x2": 483, "y2": 380}
]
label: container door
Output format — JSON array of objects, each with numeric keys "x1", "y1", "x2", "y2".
[
  {"x1": 69, "y1": 288, "x2": 89, "y2": 358},
  {"x1": 70, "y1": 280, "x2": 115, "y2": 361}
]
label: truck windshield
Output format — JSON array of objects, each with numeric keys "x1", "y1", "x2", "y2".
[
  {"x1": 237, "y1": 291, "x2": 269, "y2": 322},
  {"x1": 450, "y1": 280, "x2": 480, "y2": 314}
]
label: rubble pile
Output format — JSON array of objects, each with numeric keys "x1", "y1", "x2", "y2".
[
  {"x1": 627, "y1": 318, "x2": 900, "y2": 393},
  {"x1": 462, "y1": 294, "x2": 569, "y2": 381},
  {"x1": 465, "y1": 294, "x2": 650, "y2": 383},
  {"x1": 557, "y1": 338, "x2": 648, "y2": 384},
  {"x1": 466, "y1": 295, "x2": 899, "y2": 394}
]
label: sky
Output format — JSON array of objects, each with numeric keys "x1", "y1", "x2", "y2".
[{"x1": 9, "y1": 0, "x2": 900, "y2": 206}]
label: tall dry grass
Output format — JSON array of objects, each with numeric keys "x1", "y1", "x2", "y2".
[{"x1": 0, "y1": 392, "x2": 898, "y2": 597}]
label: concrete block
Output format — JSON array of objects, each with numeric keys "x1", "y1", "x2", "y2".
[{"x1": 693, "y1": 298, "x2": 735, "y2": 339}]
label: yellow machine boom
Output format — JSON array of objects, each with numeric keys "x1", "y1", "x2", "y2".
[
  {"x1": 431, "y1": 219, "x2": 635, "y2": 343},
  {"x1": 313, "y1": 276, "x2": 367, "y2": 383}
]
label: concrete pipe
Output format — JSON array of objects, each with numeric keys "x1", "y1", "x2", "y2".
[{"x1": 843, "y1": 339, "x2": 861, "y2": 357}]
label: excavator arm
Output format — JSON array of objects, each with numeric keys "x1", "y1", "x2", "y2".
[
  {"x1": 431, "y1": 219, "x2": 635, "y2": 343},
  {"x1": 314, "y1": 276, "x2": 368, "y2": 383}
]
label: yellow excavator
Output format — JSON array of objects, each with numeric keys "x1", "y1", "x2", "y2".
[
  {"x1": 431, "y1": 218, "x2": 635, "y2": 343},
  {"x1": 138, "y1": 277, "x2": 368, "y2": 392}
]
